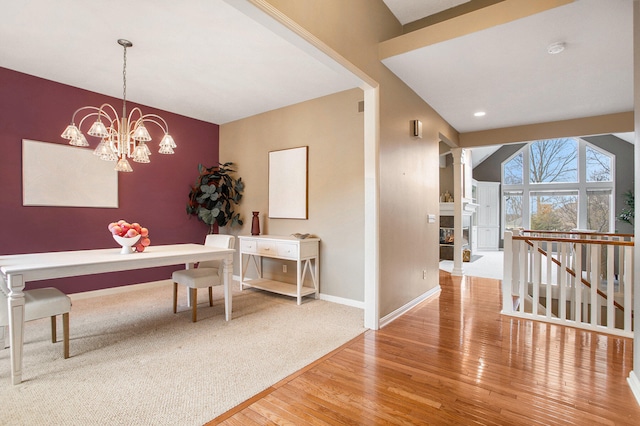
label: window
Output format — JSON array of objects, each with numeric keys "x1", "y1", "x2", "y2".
[
  {"x1": 587, "y1": 189, "x2": 611, "y2": 232},
  {"x1": 504, "y1": 191, "x2": 523, "y2": 228},
  {"x1": 529, "y1": 138, "x2": 577, "y2": 183},
  {"x1": 529, "y1": 191, "x2": 578, "y2": 231},
  {"x1": 501, "y1": 138, "x2": 615, "y2": 232},
  {"x1": 585, "y1": 145, "x2": 612, "y2": 182},
  {"x1": 504, "y1": 153, "x2": 523, "y2": 185}
]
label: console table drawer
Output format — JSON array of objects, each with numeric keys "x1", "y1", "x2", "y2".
[
  {"x1": 240, "y1": 239, "x2": 257, "y2": 253},
  {"x1": 257, "y1": 241, "x2": 277, "y2": 256},
  {"x1": 277, "y1": 243, "x2": 298, "y2": 259}
]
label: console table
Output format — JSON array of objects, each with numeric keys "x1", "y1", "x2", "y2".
[
  {"x1": 238, "y1": 235, "x2": 319, "y2": 304},
  {"x1": 0, "y1": 243, "x2": 234, "y2": 385}
]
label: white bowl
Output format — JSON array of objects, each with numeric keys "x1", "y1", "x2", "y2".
[{"x1": 113, "y1": 234, "x2": 141, "y2": 254}]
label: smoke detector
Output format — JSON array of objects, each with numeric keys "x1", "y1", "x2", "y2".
[{"x1": 547, "y1": 42, "x2": 565, "y2": 55}]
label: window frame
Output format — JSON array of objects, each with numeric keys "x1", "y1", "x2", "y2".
[{"x1": 501, "y1": 138, "x2": 615, "y2": 233}]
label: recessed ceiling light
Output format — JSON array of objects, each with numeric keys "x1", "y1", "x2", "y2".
[
  {"x1": 547, "y1": 42, "x2": 565, "y2": 55},
  {"x1": 474, "y1": 111, "x2": 486, "y2": 117}
]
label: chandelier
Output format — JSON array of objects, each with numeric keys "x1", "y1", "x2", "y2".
[{"x1": 61, "y1": 39, "x2": 176, "y2": 172}]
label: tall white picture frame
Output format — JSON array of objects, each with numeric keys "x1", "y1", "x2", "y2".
[{"x1": 268, "y1": 146, "x2": 308, "y2": 219}]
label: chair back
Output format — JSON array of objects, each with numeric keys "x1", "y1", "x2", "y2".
[{"x1": 200, "y1": 234, "x2": 235, "y2": 268}]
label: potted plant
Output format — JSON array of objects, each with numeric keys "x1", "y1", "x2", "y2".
[
  {"x1": 617, "y1": 189, "x2": 634, "y2": 227},
  {"x1": 187, "y1": 162, "x2": 244, "y2": 234}
]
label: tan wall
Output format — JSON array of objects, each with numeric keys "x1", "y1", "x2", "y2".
[
  {"x1": 250, "y1": 0, "x2": 458, "y2": 316},
  {"x1": 220, "y1": 89, "x2": 365, "y2": 301}
]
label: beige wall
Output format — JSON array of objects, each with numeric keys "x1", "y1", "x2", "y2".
[
  {"x1": 223, "y1": 0, "x2": 458, "y2": 317},
  {"x1": 220, "y1": 89, "x2": 365, "y2": 301}
]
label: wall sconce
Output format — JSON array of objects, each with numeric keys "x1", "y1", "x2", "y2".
[{"x1": 411, "y1": 120, "x2": 422, "y2": 138}]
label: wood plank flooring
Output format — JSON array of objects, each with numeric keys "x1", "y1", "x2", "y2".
[{"x1": 209, "y1": 271, "x2": 640, "y2": 425}]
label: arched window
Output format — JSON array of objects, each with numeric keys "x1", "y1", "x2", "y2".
[{"x1": 501, "y1": 138, "x2": 615, "y2": 232}]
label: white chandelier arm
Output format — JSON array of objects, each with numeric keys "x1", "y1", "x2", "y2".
[
  {"x1": 140, "y1": 116, "x2": 170, "y2": 133},
  {"x1": 127, "y1": 107, "x2": 170, "y2": 134},
  {"x1": 70, "y1": 104, "x2": 118, "y2": 128},
  {"x1": 77, "y1": 111, "x2": 112, "y2": 131},
  {"x1": 95, "y1": 103, "x2": 119, "y2": 122}
]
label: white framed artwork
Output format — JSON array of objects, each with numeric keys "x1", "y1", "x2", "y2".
[
  {"x1": 22, "y1": 139, "x2": 118, "y2": 208},
  {"x1": 268, "y1": 146, "x2": 308, "y2": 219}
]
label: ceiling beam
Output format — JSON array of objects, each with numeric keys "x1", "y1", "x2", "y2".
[
  {"x1": 379, "y1": 0, "x2": 573, "y2": 60},
  {"x1": 459, "y1": 112, "x2": 634, "y2": 148}
]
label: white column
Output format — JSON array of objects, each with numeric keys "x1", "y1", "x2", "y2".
[
  {"x1": 628, "y1": 0, "x2": 640, "y2": 406},
  {"x1": 502, "y1": 231, "x2": 513, "y2": 314},
  {"x1": 451, "y1": 148, "x2": 464, "y2": 276}
]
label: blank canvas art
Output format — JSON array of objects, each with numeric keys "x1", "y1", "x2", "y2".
[
  {"x1": 22, "y1": 139, "x2": 118, "y2": 208},
  {"x1": 268, "y1": 146, "x2": 308, "y2": 219}
]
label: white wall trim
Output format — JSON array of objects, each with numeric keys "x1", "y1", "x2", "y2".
[
  {"x1": 628, "y1": 370, "x2": 640, "y2": 406},
  {"x1": 379, "y1": 286, "x2": 441, "y2": 328},
  {"x1": 69, "y1": 279, "x2": 172, "y2": 301},
  {"x1": 320, "y1": 293, "x2": 365, "y2": 310}
]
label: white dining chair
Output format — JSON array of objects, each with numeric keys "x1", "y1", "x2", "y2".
[
  {"x1": 172, "y1": 234, "x2": 235, "y2": 322},
  {"x1": 0, "y1": 285, "x2": 71, "y2": 359}
]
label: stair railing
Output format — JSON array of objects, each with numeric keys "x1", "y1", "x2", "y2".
[{"x1": 503, "y1": 229, "x2": 634, "y2": 337}]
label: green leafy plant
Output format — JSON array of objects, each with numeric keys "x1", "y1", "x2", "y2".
[
  {"x1": 617, "y1": 189, "x2": 634, "y2": 226},
  {"x1": 187, "y1": 162, "x2": 244, "y2": 233}
]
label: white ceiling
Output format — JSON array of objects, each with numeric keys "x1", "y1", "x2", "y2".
[
  {"x1": 0, "y1": 0, "x2": 361, "y2": 125},
  {"x1": 381, "y1": 0, "x2": 470, "y2": 25},
  {"x1": 381, "y1": 0, "x2": 634, "y2": 134},
  {"x1": 0, "y1": 0, "x2": 634, "y2": 140}
]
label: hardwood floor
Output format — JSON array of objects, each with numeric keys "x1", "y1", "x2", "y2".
[{"x1": 209, "y1": 270, "x2": 640, "y2": 425}]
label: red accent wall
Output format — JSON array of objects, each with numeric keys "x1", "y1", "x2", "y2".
[{"x1": 0, "y1": 67, "x2": 219, "y2": 293}]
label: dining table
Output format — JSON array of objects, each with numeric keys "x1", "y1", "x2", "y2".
[{"x1": 0, "y1": 243, "x2": 234, "y2": 385}]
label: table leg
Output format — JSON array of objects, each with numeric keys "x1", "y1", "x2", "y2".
[
  {"x1": 7, "y1": 274, "x2": 25, "y2": 385},
  {"x1": 296, "y1": 259, "x2": 302, "y2": 305},
  {"x1": 223, "y1": 253, "x2": 233, "y2": 321},
  {"x1": 314, "y1": 256, "x2": 319, "y2": 299}
]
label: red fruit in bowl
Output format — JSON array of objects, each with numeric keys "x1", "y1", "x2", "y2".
[
  {"x1": 111, "y1": 225, "x2": 122, "y2": 236},
  {"x1": 140, "y1": 227, "x2": 149, "y2": 237},
  {"x1": 108, "y1": 222, "x2": 118, "y2": 231},
  {"x1": 141, "y1": 237, "x2": 151, "y2": 247},
  {"x1": 126, "y1": 228, "x2": 139, "y2": 238}
]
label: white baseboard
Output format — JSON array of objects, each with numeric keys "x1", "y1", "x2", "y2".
[
  {"x1": 319, "y1": 293, "x2": 365, "y2": 309},
  {"x1": 69, "y1": 280, "x2": 172, "y2": 301},
  {"x1": 628, "y1": 370, "x2": 640, "y2": 406},
  {"x1": 379, "y1": 285, "x2": 441, "y2": 328}
]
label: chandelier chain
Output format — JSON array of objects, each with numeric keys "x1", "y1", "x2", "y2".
[{"x1": 122, "y1": 44, "x2": 127, "y2": 118}]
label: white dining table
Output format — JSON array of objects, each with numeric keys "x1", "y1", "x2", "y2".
[{"x1": 0, "y1": 243, "x2": 234, "y2": 385}]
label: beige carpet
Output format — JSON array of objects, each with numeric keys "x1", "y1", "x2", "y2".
[{"x1": 1, "y1": 281, "x2": 365, "y2": 425}]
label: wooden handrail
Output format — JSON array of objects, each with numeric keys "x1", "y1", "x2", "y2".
[
  {"x1": 519, "y1": 238, "x2": 625, "y2": 312},
  {"x1": 519, "y1": 229, "x2": 634, "y2": 238},
  {"x1": 513, "y1": 235, "x2": 633, "y2": 246}
]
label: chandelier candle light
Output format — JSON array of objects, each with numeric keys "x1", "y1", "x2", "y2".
[{"x1": 61, "y1": 39, "x2": 176, "y2": 172}]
